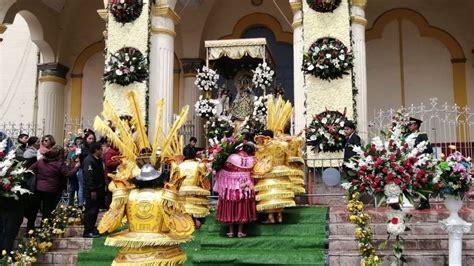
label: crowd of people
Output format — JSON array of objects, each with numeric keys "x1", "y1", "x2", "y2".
[{"x1": 0, "y1": 128, "x2": 123, "y2": 255}]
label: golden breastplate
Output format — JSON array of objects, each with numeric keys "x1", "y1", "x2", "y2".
[
  {"x1": 268, "y1": 140, "x2": 289, "y2": 166},
  {"x1": 127, "y1": 189, "x2": 168, "y2": 233}
]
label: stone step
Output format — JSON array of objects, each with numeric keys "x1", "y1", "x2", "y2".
[
  {"x1": 329, "y1": 234, "x2": 474, "y2": 251},
  {"x1": 18, "y1": 225, "x2": 84, "y2": 238},
  {"x1": 330, "y1": 206, "x2": 474, "y2": 223},
  {"x1": 328, "y1": 250, "x2": 474, "y2": 266},
  {"x1": 330, "y1": 222, "x2": 474, "y2": 236},
  {"x1": 36, "y1": 249, "x2": 79, "y2": 265},
  {"x1": 51, "y1": 237, "x2": 93, "y2": 250},
  {"x1": 308, "y1": 195, "x2": 347, "y2": 206}
]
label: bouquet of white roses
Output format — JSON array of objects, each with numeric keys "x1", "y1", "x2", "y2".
[
  {"x1": 194, "y1": 66, "x2": 219, "y2": 91},
  {"x1": 252, "y1": 62, "x2": 274, "y2": 91},
  {"x1": 194, "y1": 96, "x2": 218, "y2": 119},
  {"x1": 0, "y1": 139, "x2": 31, "y2": 199}
]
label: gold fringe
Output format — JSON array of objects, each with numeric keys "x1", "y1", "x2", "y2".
[
  {"x1": 254, "y1": 182, "x2": 291, "y2": 192},
  {"x1": 112, "y1": 253, "x2": 187, "y2": 266},
  {"x1": 256, "y1": 190, "x2": 295, "y2": 201},
  {"x1": 288, "y1": 157, "x2": 304, "y2": 164},
  {"x1": 253, "y1": 168, "x2": 304, "y2": 179},
  {"x1": 290, "y1": 185, "x2": 306, "y2": 195},
  {"x1": 289, "y1": 176, "x2": 305, "y2": 185},
  {"x1": 105, "y1": 235, "x2": 191, "y2": 248},
  {"x1": 257, "y1": 200, "x2": 296, "y2": 212},
  {"x1": 184, "y1": 204, "x2": 209, "y2": 218},
  {"x1": 185, "y1": 196, "x2": 209, "y2": 205},
  {"x1": 179, "y1": 186, "x2": 210, "y2": 196}
]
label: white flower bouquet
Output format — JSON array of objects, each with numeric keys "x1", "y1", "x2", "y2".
[
  {"x1": 252, "y1": 62, "x2": 274, "y2": 91},
  {"x1": 194, "y1": 66, "x2": 219, "y2": 91},
  {"x1": 194, "y1": 96, "x2": 218, "y2": 119}
]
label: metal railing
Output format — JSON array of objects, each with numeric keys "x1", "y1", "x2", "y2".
[{"x1": 0, "y1": 119, "x2": 45, "y2": 139}]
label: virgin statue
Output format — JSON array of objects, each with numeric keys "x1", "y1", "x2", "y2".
[{"x1": 230, "y1": 70, "x2": 254, "y2": 121}]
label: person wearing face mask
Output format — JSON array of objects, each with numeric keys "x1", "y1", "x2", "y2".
[{"x1": 38, "y1": 135, "x2": 56, "y2": 161}]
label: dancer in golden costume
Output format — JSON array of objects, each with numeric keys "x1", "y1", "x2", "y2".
[
  {"x1": 95, "y1": 91, "x2": 195, "y2": 265},
  {"x1": 253, "y1": 96, "x2": 303, "y2": 223},
  {"x1": 285, "y1": 135, "x2": 306, "y2": 195},
  {"x1": 167, "y1": 150, "x2": 210, "y2": 228}
]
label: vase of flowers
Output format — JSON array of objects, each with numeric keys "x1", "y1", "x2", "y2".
[
  {"x1": 252, "y1": 62, "x2": 274, "y2": 92},
  {"x1": 194, "y1": 96, "x2": 219, "y2": 119}
]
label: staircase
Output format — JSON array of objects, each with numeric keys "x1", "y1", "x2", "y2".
[
  {"x1": 184, "y1": 207, "x2": 328, "y2": 265},
  {"x1": 328, "y1": 205, "x2": 474, "y2": 265},
  {"x1": 17, "y1": 225, "x2": 92, "y2": 265}
]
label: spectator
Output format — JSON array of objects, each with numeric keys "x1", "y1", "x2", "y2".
[
  {"x1": 14, "y1": 133, "x2": 29, "y2": 159},
  {"x1": 343, "y1": 121, "x2": 361, "y2": 163},
  {"x1": 22, "y1": 136, "x2": 40, "y2": 231},
  {"x1": 38, "y1": 135, "x2": 56, "y2": 161},
  {"x1": 183, "y1": 137, "x2": 197, "y2": 159},
  {"x1": 29, "y1": 145, "x2": 80, "y2": 223},
  {"x1": 78, "y1": 132, "x2": 96, "y2": 205},
  {"x1": 66, "y1": 136, "x2": 83, "y2": 205},
  {"x1": 103, "y1": 140, "x2": 120, "y2": 208},
  {"x1": 82, "y1": 142, "x2": 105, "y2": 238}
]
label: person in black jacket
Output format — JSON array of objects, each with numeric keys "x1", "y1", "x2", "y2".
[
  {"x1": 183, "y1": 137, "x2": 197, "y2": 159},
  {"x1": 343, "y1": 120, "x2": 361, "y2": 163},
  {"x1": 82, "y1": 142, "x2": 105, "y2": 238},
  {"x1": 407, "y1": 117, "x2": 433, "y2": 210}
]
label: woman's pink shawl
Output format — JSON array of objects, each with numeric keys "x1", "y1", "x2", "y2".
[{"x1": 213, "y1": 153, "x2": 256, "y2": 200}]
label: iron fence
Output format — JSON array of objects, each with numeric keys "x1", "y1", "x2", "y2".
[
  {"x1": 369, "y1": 98, "x2": 474, "y2": 158},
  {"x1": 0, "y1": 119, "x2": 45, "y2": 140}
]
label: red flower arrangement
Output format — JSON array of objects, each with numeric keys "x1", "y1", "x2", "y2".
[{"x1": 306, "y1": 109, "x2": 348, "y2": 152}]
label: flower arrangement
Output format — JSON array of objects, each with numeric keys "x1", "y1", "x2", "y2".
[
  {"x1": 302, "y1": 37, "x2": 353, "y2": 81},
  {"x1": 306, "y1": 109, "x2": 347, "y2": 152},
  {"x1": 306, "y1": 0, "x2": 342, "y2": 13},
  {"x1": 252, "y1": 62, "x2": 274, "y2": 91},
  {"x1": 207, "y1": 136, "x2": 244, "y2": 173},
  {"x1": 253, "y1": 95, "x2": 268, "y2": 119},
  {"x1": 104, "y1": 47, "x2": 148, "y2": 86},
  {"x1": 343, "y1": 113, "x2": 437, "y2": 265},
  {"x1": 194, "y1": 96, "x2": 218, "y2": 119},
  {"x1": 0, "y1": 204, "x2": 83, "y2": 264},
  {"x1": 110, "y1": 0, "x2": 144, "y2": 24},
  {"x1": 0, "y1": 139, "x2": 31, "y2": 200},
  {"x1": 435, "y1": 151, "x2": 473, "y2": 199},
  {"x1": 205, "y1": 116, "x2": 235, "y2": 145},
  {"x1": 194, "y1": 66, "x2": 219, "y2": 91},
  {"x1": 347, "y1": 192, "x2": 380, "y2": 266}
]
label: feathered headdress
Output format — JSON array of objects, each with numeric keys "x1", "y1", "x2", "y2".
[
  {"x1": 266, "y1": 95, "x2": 293, "y2": 134},
  {"x1": 94, "y1": 90, "x2": 189, "y2": 178}
]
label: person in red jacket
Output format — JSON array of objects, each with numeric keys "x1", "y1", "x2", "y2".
[
  {"x1": 29, "y1": 145, "x2": 80, "y2": 223},
  {"x1": 103, "y1": 140, "x2": 120, "y2": 208}
]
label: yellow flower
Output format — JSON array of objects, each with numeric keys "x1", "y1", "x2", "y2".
[
  {"x1": 349, "y1": 215, "x2": 357, "y2": 223},
  {"x1": 356, "y1": 204, "x2": 363, "y2": 211},
  {"x1": 28, "y1": 230, "x2": 34, "y2": 235},
  {"x1": 2, "y1": 250, "x2": 6, "y2": 256},
  {"x1": 31, "y1": 257, "x2": 37, "y2": 263}
]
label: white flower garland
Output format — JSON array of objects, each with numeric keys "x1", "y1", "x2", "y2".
[
  {"x1": 252, "y1": 62, "x2": 274, "y2": 91},
  {"x1": 104, "y1": 0, "x2": 150, "y2": 119},
  {"x1": 194, "y1": 66, "x2": 219, "y2": 91}
]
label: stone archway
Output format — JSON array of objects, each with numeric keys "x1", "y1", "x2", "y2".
[{"x1": 366, "y1": 8, "x2": 467, "y2": 109}]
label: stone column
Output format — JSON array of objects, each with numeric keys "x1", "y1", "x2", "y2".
[
  {"x1": 0, "y1": 24, "x2": 7, "y2": 43},
  {"x1": 289, "y1": 0, "x2": 304, "y2": 133},
  {"x1": 351, "y1": 0, "x2": 368, "y2": 142},
  {"x1": 181, "y1": 58, "x2": 204, "y2": 146},
  {"x1": 37, "y1": 63, "x2": 69, "y2": 140},
  {"x1": 149, "y1": 0, "x2": 179, "y2": 134}
]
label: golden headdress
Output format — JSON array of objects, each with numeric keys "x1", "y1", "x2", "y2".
[
  {"x1": 93, "y1": 90, "x2": 189, "y2": 179},
  {"x1": 266, "y1": 95, "x2": 294, "y2": 134}
]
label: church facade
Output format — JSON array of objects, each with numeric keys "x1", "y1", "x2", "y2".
[{"x1": 0, "y1": 0, "x2": 473, "y2": 145}]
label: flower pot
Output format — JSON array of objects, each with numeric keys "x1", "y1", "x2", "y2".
[{"x1": 443, "y1": 196, "x2": 464, "y2": 224}]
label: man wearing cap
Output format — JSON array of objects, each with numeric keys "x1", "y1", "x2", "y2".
[
  {"x1": 407, "y1": 117, "x2": 433, "y2": 210},
  {"x1": 343, "y1": 120, "x2": 361, "y2": 163}
]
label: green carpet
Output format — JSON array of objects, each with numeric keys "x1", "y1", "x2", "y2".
[{"x1": 78, "y1": 207, "x2": 327, "y2": 265}]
